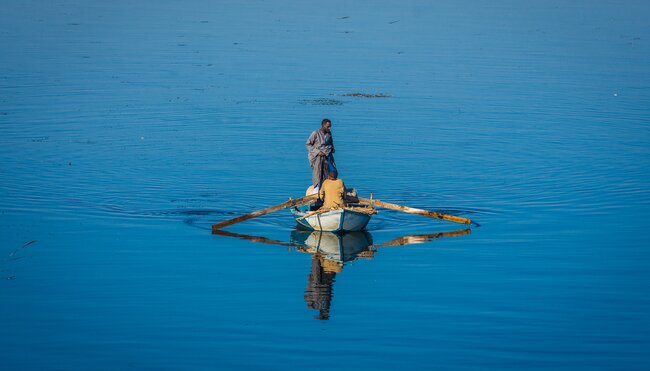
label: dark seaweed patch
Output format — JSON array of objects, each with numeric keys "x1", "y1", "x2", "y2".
[
  {"x1": 299, "y1": 98, "x2": 345, "y2": 106},
  {"x1": 336, "y1": 93, "x2": 391, "y2": 98}
]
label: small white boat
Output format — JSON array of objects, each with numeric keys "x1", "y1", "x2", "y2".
[{"x1": 291, "y1": 204, "x2": 376, "y2": 232}]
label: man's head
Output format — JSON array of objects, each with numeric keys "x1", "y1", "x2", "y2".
[
  {"x1": 328, "y1": 170, "x2": 338, "y2": 180},
  {"x1": 321, "y1": 118, "x2": 331, "y2": 133}
]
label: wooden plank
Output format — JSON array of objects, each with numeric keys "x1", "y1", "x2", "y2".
[
  {"x1": 211, "y1": 194, "x2": 318, "y2": 232},
  {"x1": 295, "y1": 209, "x2": 327, "y2": 221},
  {"x1": 357, "y1": 197, "x2": 472, "y2": 225}
]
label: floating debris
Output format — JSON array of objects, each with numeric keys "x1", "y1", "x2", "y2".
[
  {"x1": 336, "y1": 93, "x2": 391, "y2": 98},
  {"x1": 299, "y1": 98, "x2": 345, "y2": 106},
  {"x1": 9, "y1": 240, "x2": 37, "y2": 257},
  {"x1": 389, "y1": 20, "x2": 400, "y2": 24}
]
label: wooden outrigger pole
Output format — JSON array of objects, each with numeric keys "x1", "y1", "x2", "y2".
[
  {"x1": 357, "y1": 197, "x2": 472, "y2": 225},
  {"x1": 210, "y1": 193, "x2": 472, "y2": 233},
  {"x1": 211, "y1": 194, "x2": 318, "y2": 233}
]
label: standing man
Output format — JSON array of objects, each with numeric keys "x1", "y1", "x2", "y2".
[{"x1": 306, "y1": 118, "x2": 337, "y2": 191}]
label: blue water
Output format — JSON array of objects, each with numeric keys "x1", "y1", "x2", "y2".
[{"x1": 2, "y1": 1, "x2": 649, "y2": 369}]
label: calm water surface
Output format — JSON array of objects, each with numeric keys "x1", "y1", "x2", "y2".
[{"x1": 2, "y1": 1, "x2": 649, "y2": 369}]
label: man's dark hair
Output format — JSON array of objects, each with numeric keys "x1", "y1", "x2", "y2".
[{"x1": 321, "y1": 118, "x2": 331, "y2": 126}]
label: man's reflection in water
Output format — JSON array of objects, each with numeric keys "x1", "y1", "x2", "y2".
[{"x1": 304, "y1": 255, "x2": 341, "y2": 320}]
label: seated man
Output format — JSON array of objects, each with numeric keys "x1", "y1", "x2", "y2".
[{"x1": 319, "y1": 170, "x2": 346, "y2": 210}]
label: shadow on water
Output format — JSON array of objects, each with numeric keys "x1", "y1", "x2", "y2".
[
  {"x1": 99, "y1": 205, "x2": 238, "y2": 219},
  {"x1": 213, "y1": 228, "x2": 471, "y2": 320}
]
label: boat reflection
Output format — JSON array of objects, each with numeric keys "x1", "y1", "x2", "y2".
[
  {"x1": 291, "y1": 231, "x2": 374, "y2": 320},
  {"x1": 291, "y1": 230, "x2": 375, "y2": 265},
  {"x1": 213, "y1": 228, "x2": 471, "y2": 320}
]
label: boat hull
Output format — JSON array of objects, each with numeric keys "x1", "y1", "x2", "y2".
[{"x1": 291, "y1": 207, "x2": 372, "y2": 232}]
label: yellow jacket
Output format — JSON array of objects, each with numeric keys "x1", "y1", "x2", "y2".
[{"x1": 319, "y1": 179, "x2": 346, "y2": 209}]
